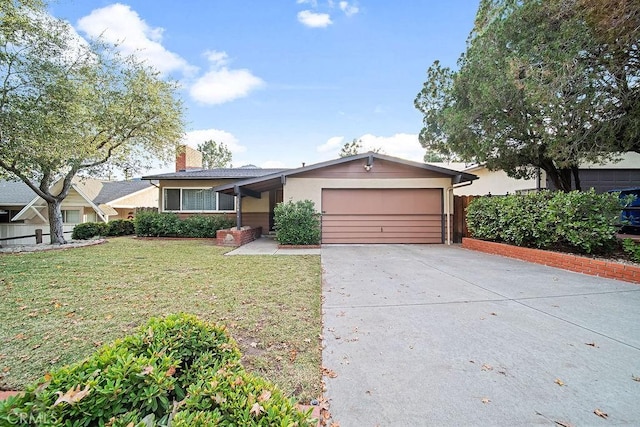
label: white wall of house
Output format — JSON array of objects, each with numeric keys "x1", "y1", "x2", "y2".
[
  {"x1": 455, "y1": 168, "x2": 544, "y2": 196},
  {"x1": 0, "y1": 224, "x2": 75, "y2": 245}
]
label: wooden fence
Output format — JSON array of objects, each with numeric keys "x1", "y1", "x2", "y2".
[
  {"x1": 0, "y1": 224, "x2": 74, "y2": 246},
  {"x1": 452, "y1": 195, "x2": 477, "y2": 243}
]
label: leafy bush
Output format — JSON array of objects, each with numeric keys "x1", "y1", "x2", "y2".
[
  {"x1": 181, "y1": 215, "x2": 235, "y2": 238},
  {"x1": 134, "y1": 212, "x2": 234, "y2": 238},
  {"x1": 106, "y1": 219, "x2": 135, "y2": 236},
  {"x1": 71, "y1": 222, "x2": 108, "y2": 240},
  {"x1": 72, "y1": 220, "x2": 136, "y2": 240},
  {"x1": 0, "y1": 314, "x2": 315, "y2": 426},
  {"x1": 274, "y1": 200, "x2": 321, "y2": 245},
  {"x1": 622, "y1": 239, "x2": 640, "y2": 263},
  {"x1": 467, "y1": 189, "x2": 623, "y2": 254}
]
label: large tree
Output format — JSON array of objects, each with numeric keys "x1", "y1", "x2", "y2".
[
  {"x1": 415, "y1": 0, "x2": 639, "y2": 191},
  {"x1": 197, "y1": 140, "x2": 232, "y2": 168},
  {"x1": 0, "y1": 1, "x2": 184, "y2": 244}
]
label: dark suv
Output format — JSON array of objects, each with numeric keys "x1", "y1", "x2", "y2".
[{"x1": 609, "y1": 187, "x2": 640, "y2": 234}]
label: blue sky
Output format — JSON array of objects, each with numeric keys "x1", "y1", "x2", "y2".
[{"x1": 48, "y1": 0, "x2": 479, "y2": 175}]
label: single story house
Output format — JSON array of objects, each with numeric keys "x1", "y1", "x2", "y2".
[
  {"x1": 144, "y1": 148, "x2": 477, "y2": 244},
  {"x1": 452, "y1": 152, "x2": 640, "y2": 196},
  {"x1": 5, "y1": 177, "x2": 158, "y2": 225},
  {"x1": 0, "y1": 177, "x2": 158, "y2": 245}
]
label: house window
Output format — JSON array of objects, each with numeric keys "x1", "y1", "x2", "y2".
[
  {"x1": 62, "y1": 209, "x2": 81, "y2": 223},
  {"x1": 85, "y1": 212, "x2": 97, "y2": 223},
  {"x1": 163, "y1": 188, "x2": 235, "y2": 212}
]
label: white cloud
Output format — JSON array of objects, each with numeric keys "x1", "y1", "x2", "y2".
[
  {"x1": 316, "y1": 133, "x2": 424, "y2": 162},
  {"x1": 359, "y1": 133, "x2": 424, "y2": 162},
  {"x1": 297, "y1": 10, "x2": 333, "y2": 28},
  {"x1": 77, "y1": 3, "x2": 195, "y2": 76},
  {"x1": 296, "y1": 0, "x2": 318, "y2": 5},
  {"x1": 189, "y1": 51, "x2": 264, "y2": 105},
  {"x1": 339, "y1": 1, "x2": 359, "y2": 16},
  {"x1": 182, "y1": 129, "x2": 247, "y2": 154},
  {"x1": 317, "y1": 136, "x2": 345, "y2": 153}
]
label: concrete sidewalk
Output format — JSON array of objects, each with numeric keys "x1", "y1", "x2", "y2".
[
  {"x1": 322, "y1": 244, "x2": 640, "y2": 426},
  {"x1": 225, "y1": 236, "x2": 321, "y2": 255}
]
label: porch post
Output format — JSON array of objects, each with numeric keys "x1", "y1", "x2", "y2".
[{"x1": 235, "y1": 186, "x2": 242, "y2": 229}]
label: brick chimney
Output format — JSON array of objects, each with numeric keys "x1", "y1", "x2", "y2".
[{"x1": 175, "y1": 145, "x2": 203, "y2": 172}]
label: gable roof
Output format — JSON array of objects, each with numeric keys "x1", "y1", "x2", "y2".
[
  {"x1": 93, "y1": 180, "x2": 155, "y2": 204},
  {"x1": 11, "y1": 177, "x2": 158, "y2": 222},
  {"x1": 0, "y1": 180, "x2": 36, "y2": 206},
  {"x1": 213, "y1": 152, "x2": 478, "y2": 195},
  {"x1": 141, "y1": 168, "x2": 288, "y2": 180}
]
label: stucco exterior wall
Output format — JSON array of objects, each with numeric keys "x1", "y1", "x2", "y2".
[
  {"x1": 455, "y1": 169, "x2": 544, "y2": 196},
  {"x1": 285, "y1": 177, "x2": 453, "y2": 211},
  {"x1": 110, "y1": 187, "x2": 158, "y2": 209},
  {"x1": 242, "y1": 192, "x2": 270, "y2": 213}
]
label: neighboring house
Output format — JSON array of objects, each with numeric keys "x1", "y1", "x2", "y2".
[
  {"x1": 11, "y1": 177, "x2": 158, "y2": 224},
  {"x1": 146, "y1": 149, "x2": 477, "y2": 244},
  {"x1": 0, "y1": 180, "x2": 35, "y2": 223},
  {"x1": 0, "y1": 177, "x2": 158, "y2": 245},
  {"x1": 453, "y1": 152, "x2": 640, "y2": 196}
]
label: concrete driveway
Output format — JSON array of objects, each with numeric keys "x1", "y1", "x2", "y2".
[{"x1": 321, "y1": 245, "x2": 640, "y2": 426}]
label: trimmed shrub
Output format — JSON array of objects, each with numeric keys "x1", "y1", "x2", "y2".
[
  {"x1": 181, "y1": 215, "x2": 235, "y2": 238},
  {"x1": 134, "y1": 212, "x2": 234, "y2": 238},
  {"x1": 106, "y1": 219, "x2": 135, "y2": 236},
  {"x1": 274, "y1": 200, "x2": 321, "y2": 245},
  {"x1": 71, "y1": 222, "x2": 108, "y2": 240},
  {"x1": 467, "y1": 189, "x2": 623, "y2": 254},
  {"x1": 0, "y1": 314, "x2": 316, "y2": 426},
  {"x1": 622, "y1": 239, "x2": 640, "y2": 263}
]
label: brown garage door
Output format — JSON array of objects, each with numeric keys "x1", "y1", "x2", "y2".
[{"x1": 321, "y1": 188, "x2": 443, "y2": 244}]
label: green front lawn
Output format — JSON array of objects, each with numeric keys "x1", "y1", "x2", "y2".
[{"x1": 0, "y1": 237, "x2": 322, "y2": 401}]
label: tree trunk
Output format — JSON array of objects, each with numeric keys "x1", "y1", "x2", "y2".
[
  {"x1": 571, "y1": 166, "x2": 581, "y2": 191},
  {"x1": 47, "y1": 199, "x2": 67, "y2": 245}
]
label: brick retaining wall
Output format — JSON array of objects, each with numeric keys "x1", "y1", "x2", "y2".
[
  {"x1": 462, "y1": 238, "x2": 640, "y2": 285},
  {"x1": 216, "y1": 227, "x2": 262, "y2": 247}
]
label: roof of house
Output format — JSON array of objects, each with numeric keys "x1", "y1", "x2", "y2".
[
  {"x1": 213, "y1": 152, "x2": 478, "y2": 195},
  {"x1": 0, "y1": 180, "x2": 36, "y2": 206},
  {"x1": 142, "y1": 168, "x2": 288, "y2": 180},
  {"x1": 93, "y1": 180, "x2": 155, "y2": 204}
]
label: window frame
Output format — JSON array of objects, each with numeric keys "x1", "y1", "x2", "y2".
[
  {"x1": 162, "y1": 187, "x2": 236, "y2": 213},
  {"x1": 61, "y1": 209, "x2": 81, "y2": 224}
]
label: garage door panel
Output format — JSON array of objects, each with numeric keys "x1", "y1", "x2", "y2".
[{"x1": 321, "y1": 189, "x2": 443, "y2": 244}]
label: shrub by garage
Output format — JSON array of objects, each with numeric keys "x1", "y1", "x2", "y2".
[{"x1": 274, "y1": 200, "x2": 321, "y2": 245}]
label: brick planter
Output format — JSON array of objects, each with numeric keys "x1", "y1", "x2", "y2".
[
  {"x1": 216, "y1": 227, "x2": 262, "y2": 247},
  {"x1": 462, "y1": 237, "x2": 640, "y2": 285}
]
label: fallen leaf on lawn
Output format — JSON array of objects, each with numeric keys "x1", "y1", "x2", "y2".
[
  {"x1": 289, "y1": 349, "x2": 298, "y2": 363},
  {"x1": 594, "y1": 408, "x2": 608, "y2": 419},
  {"x1": 555, "y1": 378, "x2": 565, "y2": 386},
  {"x1": 322, "y1": 366, "x2": 338, "y2": 378},
  {"x1": 481, "y1": 364, "x2": 493, "y2": 371},
  {"x1": 105, "y1": 314, "x2": 113, "y2": 320},
  {"x1": 18, "y1": 306, "x2": 28, "y2": 311},
  {"x1": 250, "y1": 402, "x2": 264, "y2": 417},
  {"x1": 140, "y1": 366, "x2": 154, "y2": 376},
  {"x1": 258, "y1": 390, "x2": 271, "y2": 402},
  {"x1": 481, "y1": 398, "x2": 491, "y2": 404},
  {"x1": 53, "y1": 384, "x2": 91, "y2": 406},
  {"x1": 250, "y1": 341, "x2": 258, "y2": 348},
  {"x1": 632, "y1": 374, "x2": 640, "y2": 382},
  {"x1": 165, "y1": 366, "x2": 176, "y2": 377}
]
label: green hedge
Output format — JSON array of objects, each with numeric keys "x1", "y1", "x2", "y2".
[
  {"x1": 466, "y1": 190, "x2": 624, "y2": 254},
  {"x1": 72, "y1": 220, "x2": 136, "y2": 240},
  {"x1": 0, "y1": 314, "x2": 316, "y2": 426},
  {"x1": 133, "y1": 212, "x2": 235, "y2": 238},
  {"x1": 274, "y1": 200, "x2": 321, "y2": 245}
]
